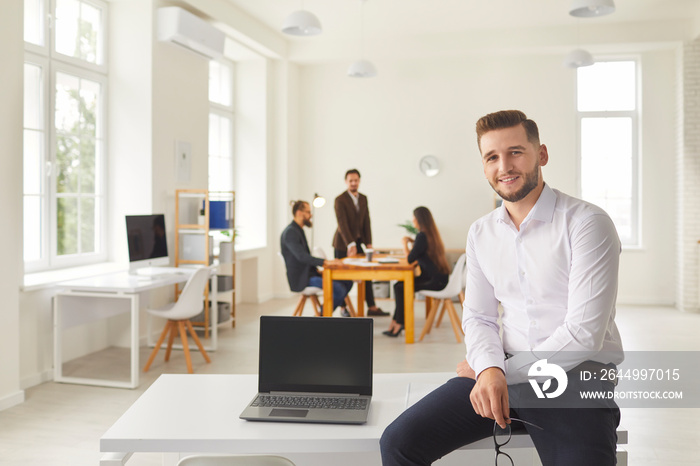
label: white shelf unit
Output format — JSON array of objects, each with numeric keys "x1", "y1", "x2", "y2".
[{"x1": 174, "y1": 189, "x2": 236, "y2": 337}]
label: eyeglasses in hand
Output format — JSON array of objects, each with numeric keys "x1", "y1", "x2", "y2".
[{"x1": 493, "y1": 418, "x2": 544, "y2": 466}]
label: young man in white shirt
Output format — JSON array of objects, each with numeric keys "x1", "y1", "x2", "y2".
[{"x1": 380, "y1": 110, "x2": 623, "y2": 465}]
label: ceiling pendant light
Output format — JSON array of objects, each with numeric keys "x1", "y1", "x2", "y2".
[
  {"x1": 348, "y1": 0, "x2": 377, "y2": 78},
  {"x1": 569, "y1": 0, "x2": 615, "y2": 18},
  {"x1": 563, "y1": 19, "x2": 594, "y2": 68},
  {"x1": 282, "y1": 2, "x2": 322, "y2": 36},
  {"x1": 563, "y1": 49, "x2": 594, "y2": 68},
  {"x1": 348, "y1": 60, "x2": 377, "y2": 78}
]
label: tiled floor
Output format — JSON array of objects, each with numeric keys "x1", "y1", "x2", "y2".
[{"x1": 1, "y1": 299, "x2": 699, "y2": 465}]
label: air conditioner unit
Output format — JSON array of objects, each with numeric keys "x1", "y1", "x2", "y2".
[{"x1": 157, "y1": 6, "x2": 225, "y2": 60}]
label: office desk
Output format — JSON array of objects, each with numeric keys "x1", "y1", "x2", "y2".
[
  {"x1": 100, "y1": 372, "x2": 462, "y2": 466},
  {"x1": 53, "y1": 269, "x2": 212, "y2": 389},
  {"x1": 322, "y1": 257, "x2": 416, "y2": 343},
  {"x1": 100, "y1": 373, "x2": 627, "y2": 466}
]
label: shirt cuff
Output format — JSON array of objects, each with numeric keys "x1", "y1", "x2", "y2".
[
  {"x1": 347, "y1": 242, "x2": 356, "y2": 248},
  {"x1": 470, "y1": 351, "x2": 506, "y2": 380}
]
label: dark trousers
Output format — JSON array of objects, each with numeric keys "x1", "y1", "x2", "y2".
[
  {"x1": 380, "y1": 376, "x2": 620, "y2": 466},
  {"x1": 308, "y1": 276, "x2": 353, "y2": 310},
  {"x1": 335, "y1": 244, "x2": 376, "y2": 308},
  {"x1": 393, "y1": 276, "x2": 446, "y2": 325}
]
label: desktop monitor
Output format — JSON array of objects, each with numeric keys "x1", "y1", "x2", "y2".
[{"x1": 125, "y1": 214, "x2": 169, "y2": 272}]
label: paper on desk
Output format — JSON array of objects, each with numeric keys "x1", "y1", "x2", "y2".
[
  {"x1": 342, "y1": 258, "x2": 377, "y2": 267},
  {"x1": 405, "y1": 382, "x2": 441, "y2": 409},
  {"x1": 378, "y1": 258, "x2": 399, "y2": 264}
]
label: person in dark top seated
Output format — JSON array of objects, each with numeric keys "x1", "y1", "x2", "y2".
[
  {"x1": 384, "y1": 206, "x2": 450, "y2": 337},
  {"x1": 281, "y1": 200, "x2": 353, "y2": 313}
]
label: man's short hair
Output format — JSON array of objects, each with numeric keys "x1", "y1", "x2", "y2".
[
  {"x1": 291, "y1": 200, "x2": 308, "y2": 215},
  {"x1": 475, "y1": 110, "x2": 540, "y2": 149},
  {"x1": 345, "y1": 169, "x2": 361, "y2": 179}
]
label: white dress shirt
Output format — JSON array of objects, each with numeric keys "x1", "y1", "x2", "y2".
[{"x1": 462, "y1": 184, "x2": 624, "y2": 385}]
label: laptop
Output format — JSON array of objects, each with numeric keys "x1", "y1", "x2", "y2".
[{"x1": 239, "y1": 315, "x2": 374, "y2": 424}]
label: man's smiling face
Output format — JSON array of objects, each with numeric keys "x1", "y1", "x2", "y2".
[{"x1": 480, "y1": 124, "x2": 547, "y2": 204}]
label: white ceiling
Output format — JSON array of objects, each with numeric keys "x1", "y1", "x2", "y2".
[{"x1": 221, "y1": 0, "x2": 700, "y2": 61}]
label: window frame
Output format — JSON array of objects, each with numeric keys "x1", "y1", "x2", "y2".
[
  {"x1": 576, "y1": 57, "x2": 642, "y2": 249},
  {"x1": 208, "y1": 59, "x2": 235, "y2": 193},
  {"x1": 24, "y1": 0, "x2": 109, "y2": 272}
]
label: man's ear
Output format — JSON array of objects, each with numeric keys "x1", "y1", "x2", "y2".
[{"x1": 538, "y1": 144, "x2": 549, "y2": 167}]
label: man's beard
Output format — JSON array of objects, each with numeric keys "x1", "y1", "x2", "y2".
[
  {"x1": 303, "y1": 218, "x2": 313, "y2": 228},
  {"x1": 490, "y1": 161, "x2": 540, "y2": 203}
]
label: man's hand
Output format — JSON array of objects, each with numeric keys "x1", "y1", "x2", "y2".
[
  {"x1": 456, "y1": 359, "x2": 476, "y2": 379},
  {"x1": 469, "y1": 367, "x2": 510, "y2": 429},
  {"x1": 347, "y1": 245, "x2": 358, "y2": 257}
]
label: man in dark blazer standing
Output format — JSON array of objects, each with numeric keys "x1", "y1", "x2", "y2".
[
  {"x1": 333, "y1": 169, "x2": 389, "y2": 316},
  {"x1": 281, "y1": 200, "x2": 352, "y2": 311}
]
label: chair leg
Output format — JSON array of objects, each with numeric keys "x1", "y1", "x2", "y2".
[
  {"x1": 344, "y1": 297, "x2": 357, "y2": 317},
  {"x1": 144, "y1": 321, "x2": 172, "y2": 372},
  {"x1": 419, "y1": 299, "x2": 442, "y2": 342},
  {"x1": 293, "y1": 295, "x2": 307, "y2": 316},
  {"x1": 178, "y1": 320, "x2": 193, "y2": 374},
  {"x1": 435, "y1": 301, "x2": 447, "y2": 328},
  {"x1": 445, "y1": 300, "x2": 464, "y2": 343},
  {"x1": 164, "y1": 321, "x2": 178, "y2": 362},
  {"x1": 309, "y1": 295, "x2": 322, "y2": 316},
  {"x1": 186, "y1": 320, "x2": 211, "y2": 364}
]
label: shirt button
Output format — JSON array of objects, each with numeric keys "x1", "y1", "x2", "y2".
[{"x1": 530, "y1": 320, "x2": 536, "y2": 327}]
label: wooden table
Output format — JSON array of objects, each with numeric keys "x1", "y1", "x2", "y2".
[{"x1": 322, "y1": 256, "x2": 416, "y2": 343}]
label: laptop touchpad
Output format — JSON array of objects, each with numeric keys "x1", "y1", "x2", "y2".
[{"x1": 270, "y1": 409, "x2": 308, "y2": 418}]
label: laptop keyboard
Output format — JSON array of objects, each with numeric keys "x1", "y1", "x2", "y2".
[{"x1": 253, "y1": 395, "x2": 368, "y2": 410}]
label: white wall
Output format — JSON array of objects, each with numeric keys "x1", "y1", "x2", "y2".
[
  {"x1": 0, "y1": 0, "x2": 25, "y2": 410},
  {"x1": 152, "y1": 1, "x2": 211, "y2": 225},
  {"x1": 109, "y1": 0, "x2": 154, "y2": 263},
  {"x1": 619, "y1": 49, "x2": 677, "y2": 305},
  {"x1": 295, "y1": 50, "x2": 677, "y2": 305}
]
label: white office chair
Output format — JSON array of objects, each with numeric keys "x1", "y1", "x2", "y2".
[
  {"x1": 143, "y1": 267, "x2": 212, "y2": 374},
  {"x1": 418, "y1": 253, "x2": 467, "y2": 343},
  {"x1": 278, "y1": 252, "x2": 322, "y2": 316},
  {"x1": 177, "y1": 455, "x2": 296, "y2": 466}
]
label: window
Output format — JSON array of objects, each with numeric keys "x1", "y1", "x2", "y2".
[
  {"x1": 577, "y1": 60, "x2": 640, "y2": 247},
  {"x1": 24, "y1": 0, "x2": 108, "y2": 271},
  {"x1": 208, "y1": 60, "x2": 234, "y2": 192}
]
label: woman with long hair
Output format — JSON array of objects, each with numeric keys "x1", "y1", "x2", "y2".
[{"x1": 384, "y1": 206, "x2": 450, "y2": 337}]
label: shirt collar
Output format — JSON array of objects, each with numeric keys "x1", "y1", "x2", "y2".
[
  {"x1": 529, "y1": 183, "x2": 556, "y2": 224},
  {"x1": 496, "y1": 183, "x2": 556, "y2": 226}
]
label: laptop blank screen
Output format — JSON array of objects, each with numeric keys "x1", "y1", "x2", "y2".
[{"x1": 258, "y1": 316, "x2": 373, "y2": 396}]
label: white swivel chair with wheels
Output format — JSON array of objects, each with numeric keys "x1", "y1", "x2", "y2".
[
  {"x1": 143, "y1": 267, "x2": 212, "y2": 374},
  {"x1": 418, "y1": 253, "x2": 467, "y2": 343},
  {"x1": 177, "y1": 455, "x2": 296, "y2": 466}
]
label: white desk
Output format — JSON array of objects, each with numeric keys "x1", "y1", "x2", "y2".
[
  {"x1": 53, "y1": 269, "x2": 215, "y2": 389},
  {"x1": 99, "y1": 372, "x2": 541, "y2": 466},
  {"x1": 100, "y1": 372, "x2": 627, "y2": 466}
]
